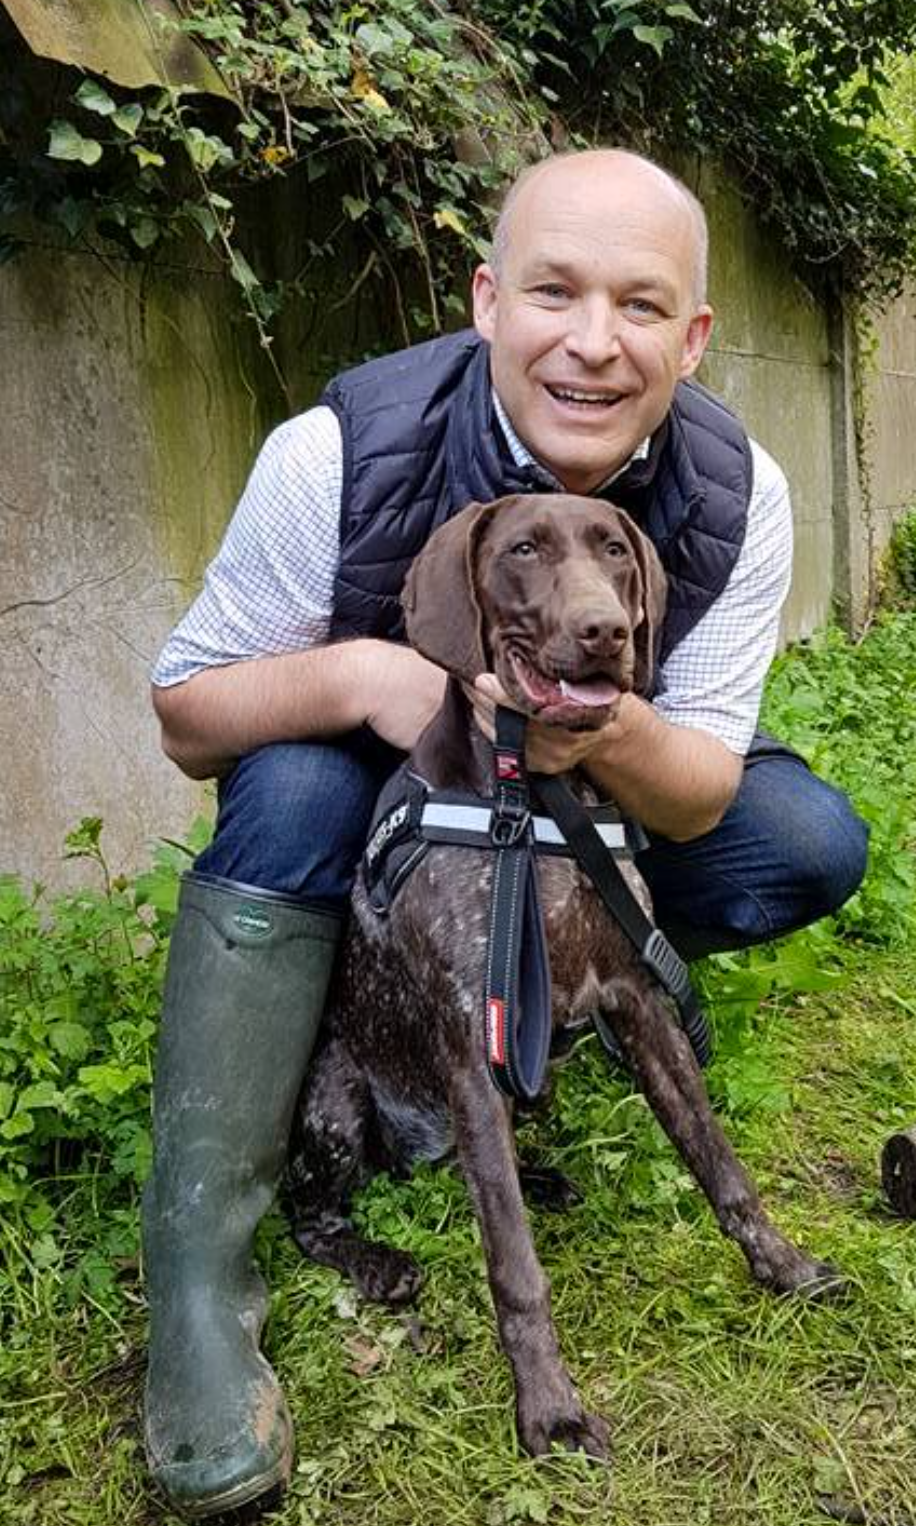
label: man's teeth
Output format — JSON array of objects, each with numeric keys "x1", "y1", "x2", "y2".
[{"x1": 550, "y1": 387, "x2": 620, "y2": 405}]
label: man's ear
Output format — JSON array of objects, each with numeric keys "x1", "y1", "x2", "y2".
[
  {"x1": 401, "y1": 498, "x2": 505, "y2": 681},
  {"x1": 678, "y1": 305, "x2": 714, "y2": 380},
  {"x1": 472, "y1": 263, "x2": 499, "y2": 344}
]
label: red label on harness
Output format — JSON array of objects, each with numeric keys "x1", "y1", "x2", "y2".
[
  {"x1": 495, "y1": 752, "x2": 521, "y2": 781},
  {"x1": 487, "y1": 996, "x2": 506, "y2": 1065}
]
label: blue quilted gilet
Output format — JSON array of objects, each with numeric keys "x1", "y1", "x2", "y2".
[{"x1": 323, "y1": 329, "x2": 752, "y2": 666}]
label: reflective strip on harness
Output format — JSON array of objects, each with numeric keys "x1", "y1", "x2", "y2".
[{"x1": 420, "y1": 801, "x2": 627, "y2": 851}]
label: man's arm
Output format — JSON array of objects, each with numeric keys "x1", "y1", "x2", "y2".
[
  {"x1": 153, "y1": 639, "x2": 447, "y2": 780},
  {"x1": 467, "y1": 680, "x2": 740, "y2": 839}
]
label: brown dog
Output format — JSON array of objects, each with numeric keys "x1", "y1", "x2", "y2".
[{"x1": 285, "y1": 493, "x2": 840, "y2": 1460}]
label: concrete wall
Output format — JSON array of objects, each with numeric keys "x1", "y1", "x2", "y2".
[
  {"x1": 0, "y1": 241, "x2": 278, "y2": 891},
  {"x1": 696, "y1": 165, "x2": 836, "y2": 640},
  {"x1": 2, "y1": 170, "x2": 915, "y2": 890},
  {"x1": 861, "y1": 286, "x2": 916, "y2": 599}
]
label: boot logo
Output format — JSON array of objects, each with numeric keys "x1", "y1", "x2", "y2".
[{"x1": 232, "y1": 904, "x2": 273, "y2": 939}]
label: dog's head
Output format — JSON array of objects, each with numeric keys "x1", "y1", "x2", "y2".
[{"x1": 402, "y1": 493, "x2": 667, "y2": 731}]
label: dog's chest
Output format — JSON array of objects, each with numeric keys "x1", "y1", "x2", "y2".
[{"x1": 356, "y1": 841, "x2": 651, "y2": 1026}]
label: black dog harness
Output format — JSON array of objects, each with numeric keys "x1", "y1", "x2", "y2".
[{"x1": 362, "y1": 708, "x2": 711, "y2": 1102}]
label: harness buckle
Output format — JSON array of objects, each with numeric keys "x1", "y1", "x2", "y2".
[
  {"x1": 490, "y1": 804, "x2": 531, "y2": 848},
  {"x1": 640, "y1": 927, "x2": 690, "y2": 999}
]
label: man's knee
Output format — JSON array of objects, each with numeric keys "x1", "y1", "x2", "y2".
[
  {"x1": 783, "y1": 775, "x2": 869, "y2": 923},
  {"x1": 194, "y1": 735, "x2": 400, "y2": 903}
]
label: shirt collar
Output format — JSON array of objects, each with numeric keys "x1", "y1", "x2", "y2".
[{"x1": 492, "y1": 390, "x2": 651, "y2": 493}]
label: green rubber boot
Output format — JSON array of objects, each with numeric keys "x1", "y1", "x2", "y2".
[{"x1": 142, "y1": 872, "x2": 341, "y2": 1518}]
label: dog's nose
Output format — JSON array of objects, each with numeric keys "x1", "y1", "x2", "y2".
[{"x1": 571, "y1": 608, "x2": 629, "y2": 653}]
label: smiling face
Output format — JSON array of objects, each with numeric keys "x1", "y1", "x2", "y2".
[
  {"x1": 473, "y1": 495, "x2": 662, "y2": 731},
  {"x1": 473, "y1": 152, "x2": 714, "y2": 495}
]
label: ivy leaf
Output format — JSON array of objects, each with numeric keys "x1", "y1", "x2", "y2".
[
  {"x1": 113, "y1": 104, "x2": 144, "y2": 137},
  {"x1": 433, "y1": 206, "x2": 468, "y2": 237},
  {"x1": 130, "y1": 145, "x2": 165, "y2": 169},
  {"x1": 48, "y1": 120, "x2": 104, "y2": 167},
  {"x1": 632, "y1": 24, "x2": 674, "y2": 54},
  {"x1": 352, "y1": 66, "x2": 390, "y2": 112},
  {"x1": 342, "y1": 194, "x2": 369, "y2": 220},
  {"x1": 229, "y1": 247, "x2": 259, "y2": 291},
  {"x1": 129, "y1": 216, "x2": 160, "y2": 249},
  {"x1": 184, "y1": 127, "x2": 234, "y2": 172},
  {"x1": 54, "y1": 197, "x2": 91, "y2": 238},
  {"x1": 664, "y1": 2, "x2": 701, "y2": 19},
  {"x1": 74, "y1": 79, "x2": 117, "y2": 116},
  {"x1": 185, "y1": 203, "x2": 219, "y2": 242}
]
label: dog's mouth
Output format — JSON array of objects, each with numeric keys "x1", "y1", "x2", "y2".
[{"x1": 507, "y1": 651, "x2": 622, "y2": 727}]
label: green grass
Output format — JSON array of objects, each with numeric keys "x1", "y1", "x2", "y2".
[{"x1": 3, "y1": 610, "x2": 916, "y2": 1526}]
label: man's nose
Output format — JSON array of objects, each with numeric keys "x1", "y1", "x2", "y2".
[{"x1": 564, "y1": 299, "x2": 622, "y2": 367}]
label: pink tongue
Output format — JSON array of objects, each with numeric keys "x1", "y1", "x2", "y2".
[{"x1": 559, "y1": 678, "x2": 620, "y2": 708}]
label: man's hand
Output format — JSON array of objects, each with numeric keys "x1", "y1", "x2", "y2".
[
  {"x1": 466, "y1": 672, "x2": 742, "y2": 841},
  {"x1": 467, "y1": 673, "x2": 621, "y2": 774}
]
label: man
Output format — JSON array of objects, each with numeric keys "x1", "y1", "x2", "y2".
[{"x1": 145, "y1": 150, "x2": 868, "y2": 1516}]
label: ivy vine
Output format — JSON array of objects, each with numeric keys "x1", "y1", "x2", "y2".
[{"x1": 0, "y1": 0, "x2": 914, "y2": 363}]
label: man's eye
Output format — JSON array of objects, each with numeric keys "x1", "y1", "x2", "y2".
[
  {"x1": 534, "y1": 284, "x2": 570, "y2": 301},
  {"x1": 510, "y1": 540, "x2": 538, "y2": 558},
  {"x1": 626, "y1": 297, "x2": 661, "y2": 317}
]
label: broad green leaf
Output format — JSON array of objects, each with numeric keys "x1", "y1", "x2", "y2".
[
  {"x1": 19, "y1": 1081, "x2": 60, "y2": 1110},
  {"x1": 48, "y1": 1022, "x2": 92, "y2": 1061},
  {"x1": 342, "y1": 195, "x2": 369, "y2": 220},
  {"x1": 48, "y1": 121, "x2": 103, "y2": 167},
  {"x1": 74, "y1": 79, "x2": 117, "y2": 116},
  {"x1": 0, "y1": 1080, "x2": 14, "y2": 1119},
  {"x1": 1, "y1": 1111, "x2": 34, "y2": 1140},
  {"x1": 113, "y1": 104, "x2": 144, "y2": 137},
  {"x1": 664, "y1": 2, "x2": 701, "y2": 19}
]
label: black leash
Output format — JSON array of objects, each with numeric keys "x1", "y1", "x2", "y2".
[
  {"x1": 530, "y1": 770, "x2": 713, "y2": 1068},
  {"x1": 482, "y1": 707, "x2": 711, "y2": 1098},
  {"x1": 482, "y1": 708, "x2": 553, "y2": 1102}
]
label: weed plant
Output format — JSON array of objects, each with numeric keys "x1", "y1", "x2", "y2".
[{"x1": 1, "y1": 611, "x2": 915, "y2": 1524}]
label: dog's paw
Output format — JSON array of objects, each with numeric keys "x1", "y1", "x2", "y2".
[
  {"x1": 518, "y1": 1393, "x2": 611, "y2": 1461},
  {"x1": 518, "y1": 1163, "x2": 583, "y2": 1213},
  {"x1": 352, "y1": 1244, "x2": 423, "y2": 1308},
  {"x1": 752, "y1": 1246, "x2": 847, "y2": 1301}
]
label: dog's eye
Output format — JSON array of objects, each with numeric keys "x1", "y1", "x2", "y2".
[
  {"x1": 602, "y1": 539, "x2": 628, "y2": 558},
  {"x1": 510, "y1": 540, "x2": 538, "y2": 558}
]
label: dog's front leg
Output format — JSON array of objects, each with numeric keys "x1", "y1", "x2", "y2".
[
  {"x1": 604, "y1": 980, "x2": 843, "y2": 1297},
  {"x1": 450, "y1": 1068, "x2": 609, "y2": 1460}
]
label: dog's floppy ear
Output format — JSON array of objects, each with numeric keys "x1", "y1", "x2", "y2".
[
  {"x1": 401, "y1": 497, "x2": 507, "y2": 680},
  {"x1": 612, "y1": 506, "x2": 668, "y2": 695}
]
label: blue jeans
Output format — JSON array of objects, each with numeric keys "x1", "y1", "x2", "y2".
[{"x1": 194, "y1": 729, "x2": 868, "y2": 957}]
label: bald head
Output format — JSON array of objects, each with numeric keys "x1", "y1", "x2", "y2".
[{"x1": 490, "y1": 149, "x2": 708, "y2": 307}]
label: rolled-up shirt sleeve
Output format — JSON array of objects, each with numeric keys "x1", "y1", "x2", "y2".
[
  {"x1": 152, "y1": 406, "x2": 342, "y2": 687},
  {"x1": 652, "y1": 439, "x2": 793, "y2": 756}
]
